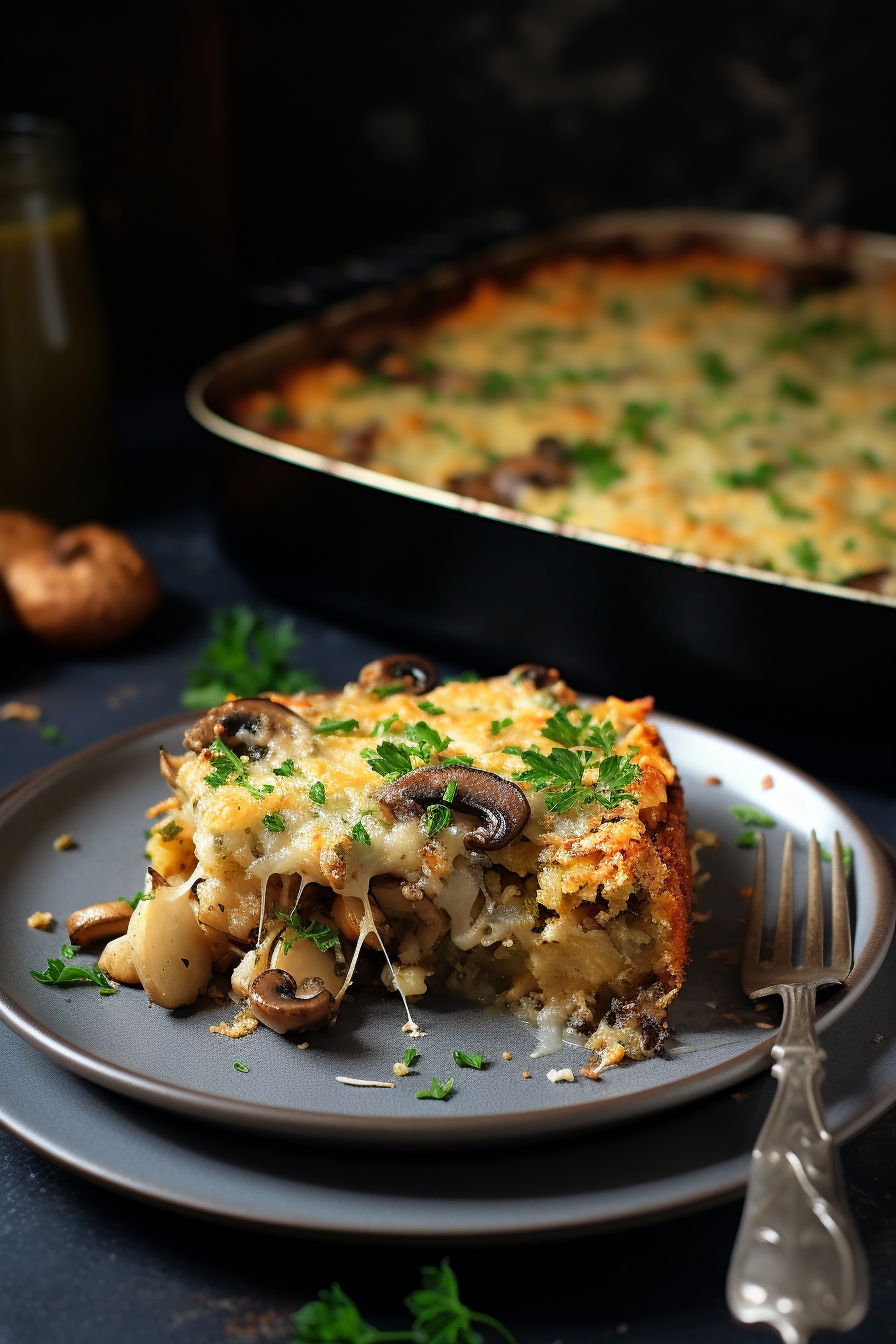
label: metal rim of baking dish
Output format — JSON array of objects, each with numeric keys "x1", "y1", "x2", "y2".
[
  {"x1": 0, "y1": 710, "x2": 892, "y2": 1148},
  {"x1": 186, "y1": 207, "x2": 896, "y2": 612}
]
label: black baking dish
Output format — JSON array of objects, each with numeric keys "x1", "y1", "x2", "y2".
[{"x1": 187, "y1": 210, "x2": 896, "y2": 777}]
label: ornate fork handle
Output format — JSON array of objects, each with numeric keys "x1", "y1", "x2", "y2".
[{"x1": 727, "y1": 982, "x2": 868, "y2": 1344}]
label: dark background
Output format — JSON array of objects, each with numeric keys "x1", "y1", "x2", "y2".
[{"x1": 4, "y1": 0, "x2": 896, "y2": 385}]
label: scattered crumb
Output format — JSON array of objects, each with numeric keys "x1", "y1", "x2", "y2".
[
  {"x1": 708, "y1": 947, "x2": 740, "y2": 966},
  {"x1": 210, "y1": 1006, "x2": 258, "y2": 1039},
  {"x1": 754, "y1": 1001, "x2": 768, "y2": 1011},
  {"x1": 705, "y1": 775, "x2": 721, "y2": 786},
  {"x1": 145, "y1": 796, "x2": 178, "y2": 819},
  {"x1": 691, "y1": 909, "x2": 713, "y2": 923},
  {"x1": 873, "y1": 1034, "x2": 885, "y2": 1044},
  {"x1": 705, "y1": 1001, "x2": 716, "y2": 1009},
  {"x1": 546, "y1": 1067, "x2": 575, "y2": 1083},
  {"x1": 761, "y1": 775, "x2": 774, "y2": 790},
  {"x1": 27, "y1": 910, "x2": 54, "y2": 930},
  {"x1": 336, "y1": 1076, "x2": 395, "y2": 1088},
  {"x1": 392, "y1": 1062, "x2": 410, "y2": 1076},
  {"x1": 296, "y1": 1041, "x2": 309, "y2": 1050},
  {"x1": 52, "y1": 833, "x2": 75, "y2": 851},
  {"x1": 756, "y1": 1023, "x2": 774, "y2": 1029},
  {"x1": 1, "y1": 701, "x2": 40, "y2": 722},
  {"x1": 502, "y1": 1051, "x2": 512, "y2": 1060},
  {"x1": 205, "y1": 982, "x2": 226, "y2": 1002},
  {"x1": 731, "y1": 1092, "x2": 748, "y2": 1102},
  {"x1": 522, "y1": 1071, "x2": 532, "y2": 1078},
  {"x1": 694, "y1": 828, "x2": 720, "y2": 848},
  {"x1": 739, "y1": 886, "x2": 753, "y2": 899},
  {"x1": 401, "y1": 1020, "x2": 427, "y2": 1038},
  {"x1": 723, "y1": 1012, "x2": 743, "y2": 1024}
]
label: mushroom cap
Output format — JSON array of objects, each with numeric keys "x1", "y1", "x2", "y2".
[
  {"x1": 0, "y1": 510, "x2": 58, "y2": 573},
  {"x1": 66, "y1": 900, "x2": 134, "y2": 946},
  {"x1": 379, "y1": 764, "x2": 530, "y2": 852},
  {"x1": 249, "y1": 968, "x2": 335, "y2": 1034},
  {"x1": 508, "y1": 663, "x2": 562, "y2": 690},
  {"x1": 4, "y1": 523, "x2": 160, "y2": 650},
  {"x1": 358, "y1": 654, "x2": 439, "y2": 695},
  {"x1": 183, "y1": 697, "x2": 313, "y2": 756}
]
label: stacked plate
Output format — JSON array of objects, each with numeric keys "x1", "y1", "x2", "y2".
[{"x1": 0, "y1": 714, "x2": 893, "y2": 1238}]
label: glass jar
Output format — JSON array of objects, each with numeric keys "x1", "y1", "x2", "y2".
[{"x1": 0, "y1": 115, "x2": 112, "y2": 523}]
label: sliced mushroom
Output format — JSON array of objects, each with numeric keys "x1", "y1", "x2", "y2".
[
  {"x1": 330, "y1": 892, "x2": 391, "y2": 947},
  {"x1": 379, "y1": 765, "x2": 530, "y2": 852},
  {"x1": 97, "y1": 934, "x2": 141, "y2": 983},
  {"x1": 448, "y1": 438, "x2": 570, "y2": 507},
  {"x1": 183, "y1": 698, "x2": 313, "y2": 759},
  {"x1": 507, "y1": 663, "x2": 562, "y2": 690},
  {"x1": 358, "y1": 654, "x2": 438, "y2": 695},
  {"x1": 128, "y1": 868, "x2": 213, "y2": 1007},
  {"x1": 160, "y1": 748, "x2": 190, "y2": 787},
  {"x1": 66, "y1": 900, "x2": 134, "y2": 946},
  {"x1": 249, "y1": 969, "x2": 335, "y2": 1034}
]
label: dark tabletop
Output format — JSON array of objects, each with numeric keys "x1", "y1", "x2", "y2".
[{"x1": 1, "y1": 392, "x2": 895, "y2": 1343}]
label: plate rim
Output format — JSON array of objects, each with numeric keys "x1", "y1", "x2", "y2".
[{"x1": 0, "y1": 710, "x2": 892, "y2": 1148}]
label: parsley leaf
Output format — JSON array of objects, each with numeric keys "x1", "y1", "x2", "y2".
[
  {"x1": 273, "y1": 758, "x2": 297, "y2": 777},
  {"x1": 453, "y1": 1049, "x2": 483, "y2": 1069},
  {"x1": 274, "y1": 907, "x2": 340, "y2": 954},
  {"x1": 30, "y1": 953, "x2": 117, "y2": 994},
  {"x1": 292, "y1": 1283, "x2": 404, "y2": 1344},
  {"x1": 716, "y1": 462, "x2": 776, "y2": 490},
  {"x1": 424, "y1": 804, "x2": 452, "y2": 837},
  {"x1": 775, "y1": 374, "x2": 818, "y2": 406},
  {"x1": 491, "y1": 717, "x2": 513, "y2": 736},
  {"x1": 769, "y1": 492, "x2": 812, "y2": 520},
  {"x1": 788, "y1": 537, "x2": 821, "y2": 576},
  {"x1": 372, "y1": 713, "x2": 400, "y2": 737},
  {"x1": 541, "y1": 706, "x2": 590, "y2": 747},
  {"x1": 39, "y1": 723, "x2": 66, "y2": 746},
  {"x1": 309, "y1": 780, "x2": 326, "y2": 805},
  {"x1": 614, "y1": 400, "x2": 668, "y2": 447},
  {"x1": 181, "y1": 604, "x2": 321, "y2": 709},
  {"x1": 124, "y1": 889, "x2": 151, "y2": 910},
  {"x1": 233, "y1": 1061, "x2": 249, "y2": 1073},
  {"x1": 514, "y1": 745, "x2": 640, "y2": 813},
  {"x1": 362, "y1": 740, "x2": 418, "y2": 782},
  {"x1": 405, "y1": 721, "x2": 452, "y2": 762},
  {"x1": 60, "y1": 944, "x2": 77, "y2": 959},
  {"x1": 351, "y1": 821, "x2": 371, "y2": 846},
  {"x1": 315, "y1": 718, "x2": 359, "y2": 736},
  {"x1": 730, "y1": 805, "x2": 776, "y2": 827},
  {"x1": 443, "y1": 670, "x2": 478, "y2": 683},
  {"x1": 416, "y1": 1076, "x2": 454, "y2": 1100},
  {"x1": 263, "y1": 811, "x2": 286, "y2": 833},
  {"x1": 406, "y1": 1259, "x2": 519, "y2": 1344},
  {"x1": 440, "y1": 754, "x2": 473, "y2": 768},
  {"x1": 570, "y1": 439, "x2": 626, "y2": 491},
  {"x1": 204, "y1": 736, "x2": 270, "y2": 799},
  {"x1": 697, "y1": 350, "x2": 736, "y2": 388},
  {"x1": 372, "y1": 683, "x2": 406, "y2": 699},
  {"x1": 737, "y1": 831, "x2": 760, "y2": 848},
  {"x1": 417, "y1": 701, "x2": 444, "y2": 716},
  {"x1": 403, "y1": 1047, "x2": 419, "y2": 1069},
  {"x1": 158, "y1": 820, "x2": 182, "y2": 841}
]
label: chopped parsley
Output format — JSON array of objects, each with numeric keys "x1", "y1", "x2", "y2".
[
  {"x1": 514, "y1": 744, "x2": 640, "y2": 814},
  {"x1": 775, "y1": 374, "x2": 818, "y2": 406},
  {"x1": 819, "y1": 840, "x2": 854, "y2": 877},
  {"x1": 405, "y1": 721, "x2": 452, "y2": 762},
  {"x1": 716, "y1": 462, "x2": 776, "y2": 490},
  {"x1": 786, "y1": 446, "x2": 815, "y2": 467},
  {"x1": 697, "y1": 350, "x2": 736, "y2": 388},
  {"x1": 440, "y1": 755, "x2": 473, "y2": 768},
  {"x1": 614, "y1": 400, "x2": 668, "y2": 446},
  {"x1": 60, "y1": 944, "x2": 77, "y2": 959},
  {"x1": 351, "y1": 821, "x2": 371, "y2": 846},
  {"x1": 125, "y1": 889, "x2": 151, "y2": 910},
  {"x1": 39, "y1": 723, "x2": 66, "y2": 746},
  {"x1": 443, "y1": 670, "x2": 479, "y2": 683},
  {"x1": 273, "y1": 758, "x2": 297, "y2": 777},
  {"x1": 181, "y1": 604, "x2": 321, "y2": 709},
  {"x1": 417, "y1": 701, "x2": 445, "y2": 715},
  {"x1": 30, "y1": 952, "x2": 117, "y2": 994},
  {"x1": 737, "y1": 831, "x2": 760, "y2": 848},
  {"x1": 788, "y1": 537, "x2": 821, "y2": 576},
  {"x1": 570, "y1": 439, "x2": 626, "y2": 491},
  {"x1": 314, "y1": 717, "x2": 360, "y2": 736},
  {"x1": 769, "y1": 492, "x2": 812, "y2": 520},
  {"x1": 425, "y1": 781, "x2": 457, "y2": 837},
  {"x1": 204, "y1": 736, "x2": 272, "y2": 799},
  {"x1": 479, "y1": 369, "x2": 516, "y2": 400},
  {"x1": 233, "y1": 1061, "x2": 250, "y2": 1073},
  {"x1": 274, "y1": 907, "x2": 340, "y2": 955},
  {"x1": 262, "y1": 811, "x2": 286, "y2": 833},
  {"x1": 372, "y1": 683, "x2": 406, "y2": 699},
  {"x1": 730, "y1": 805, "x2": 776, "y2": 827},
  {"x1": 491, "y1": 717, "x2": 513, "y2": 735},
  {"x1": 158, "y1": 820, "x2": 182, "y2": 841},
  {"x1": 362, "y1": 739, "x2": 419, "y2": 782},
  {"x1": 309, "y1": 780, "x2": 326, "y2": 805},
  {"x1": 453, "y1": 1049, "x2": 483, "y2": 1069},
  {"x1": 541, "y1": 707, "x2": 618, "y2": 755},
  {"x1": 607, "y1": 297, "x2": 632, "y2": 322},
  {"x1": 416, "y1": 1076, "x2": 454, "y2": 1100},
  {"x1": 372, "y1": 713, "x2": 400, "y2": 737},
  {"x1": 402, "y1": 1046, "x2": 419, "y2": 1069}
]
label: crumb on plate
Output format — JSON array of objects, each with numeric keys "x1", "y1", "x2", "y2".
[
  {"x1": 210, "y1": 1006, "x2": 259, "y2": 1038},
  {"x1": 0, "y1": 701, "x2": 40, "y2": 722},
  {"x1": 705, "y1": 775, "x2": 721, "y2": 786},
  {"x1": 761, "y1": 775, "x2": 774, "y2": 789},
  {"x1": 502, "y1": 1051, "x2": 512, "y2": 1060},
  {"x1": 52, "y1": 833, "x2": 75, "y2": 851},
  {"x1": 27, "y1": 910, "x2": 54, "y2": 930},
  {"x1": 546, "y1": 1067, "x2": 575, "y2": 1083}
]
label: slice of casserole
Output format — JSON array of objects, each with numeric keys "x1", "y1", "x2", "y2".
[{"x1": 140, "y1": 655, "x2": 691, "y2": 1070}]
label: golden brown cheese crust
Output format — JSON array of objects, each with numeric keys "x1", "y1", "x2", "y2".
[
  {"x1": 161, "y1": 673, "x2": 692, "y2": 1064},
  {"x1": 228, "y1": 249, "x2": 896, "y2": 589}
]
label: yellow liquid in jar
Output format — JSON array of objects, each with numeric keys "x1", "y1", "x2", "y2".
[{"x1": 0, "y1": 201, "x2": 111, "y2": 523}]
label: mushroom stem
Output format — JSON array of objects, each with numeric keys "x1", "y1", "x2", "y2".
[{"x1": 379, "y1": 765, "x2": 530, "y2": 852}]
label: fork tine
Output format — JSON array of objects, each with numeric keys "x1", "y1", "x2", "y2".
[
  {"x1": 831, "y1": 830, "x2": 852, "y2": 976},
  {"x1": 804, "y1": 829, "x2": 824, "y2": 968},
  {"x1": 741, "y1": 831, "x2": 766, "y2": 990},
  {"x1": 772, "y1": 832, "x2": 794, "y2": 968}
]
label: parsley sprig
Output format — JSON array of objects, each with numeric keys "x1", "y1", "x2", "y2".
[
  {"x1": 274, "y1": 907, "x2": 340, "y2": 955},
  {"x1": 292, "y1": 1259, "x2": 518, "y2": 1344},
  {"x1": 416, "y1": 1076, "x2": 455, "y2": 1101},
  {"x1": 513, "y1": 744, "x2": 640, "y2": 814},
  {"x1": 204, "y1": 736, "x2": 276, "y2": 800},
  {"x1": 31, "y1": 951, "x2": 117, "y2": 995},
  {"x1": 424, "y1": 781, "x2": 456, "y2": 837},
  {"x1": 453, "y1": 1049, "x2": 483, "y2": 1069},
  {"x1": 362, "y1": 721, "x2": 453, "y2": 782},
  {"x1": 182, "y1": 604, "x2": 321, "y2": 709}
]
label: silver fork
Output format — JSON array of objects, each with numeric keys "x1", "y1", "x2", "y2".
[{"x1": 726, "y1": 830, "x2": 869, "y2": 1344}]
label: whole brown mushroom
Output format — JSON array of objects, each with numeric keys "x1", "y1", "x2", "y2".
[{"x1": 3, "y1": 523, "x2": 161, "y2": 650}]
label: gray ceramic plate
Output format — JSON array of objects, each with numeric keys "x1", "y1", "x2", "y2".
[
  {"x1": 2, "y1": 881, "x2": 896, "y2": 1239},
  {"x1": 0, "y1": 713, "x2": 892, "y2": 1148}
]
